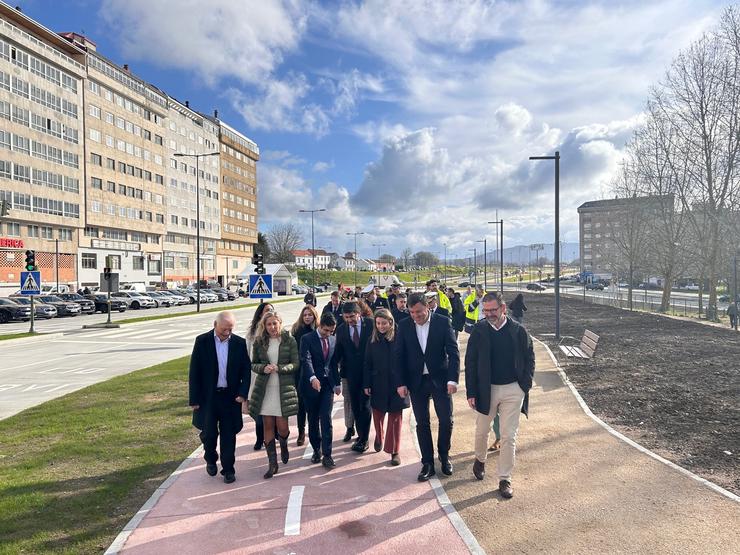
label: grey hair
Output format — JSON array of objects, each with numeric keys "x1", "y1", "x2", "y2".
[{"x1": 215, "y1": 310, "x2": 236, "y2": 326}]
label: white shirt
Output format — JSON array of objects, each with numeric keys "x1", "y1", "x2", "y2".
[
  {"x1": 489, "y1": 316, "x2": 507, "y2": 331},
  {"x1": 415, "y1": 311, "x2": 432, "y2": 374},
  {"x1": 213, "y1": 331, "x2": 230, "y2": 388}
]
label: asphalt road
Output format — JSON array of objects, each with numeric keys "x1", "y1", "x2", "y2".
[{"x1": 0, "y1": 298, "x2": 310, "y2": 420}]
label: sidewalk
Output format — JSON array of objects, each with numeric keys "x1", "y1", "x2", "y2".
[
  {"x1": 443, "y1": 338, "x2": 740, "y2": 553},
  {"x1": 113, "y1": 401, "x2": 472, "y2": 554}
]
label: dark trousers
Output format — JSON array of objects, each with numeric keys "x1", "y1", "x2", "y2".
[
  {"x1": 347, "y1": 377, "x2": 372, "y2": 443},
  {"x1": 297, "y1": 391, "x2": 307, "y2": 433},
  {"x1": 306, "y1": 377, "x2": 335, "y2": 456},
  {"x1": 199, "y1": 392, "x2": 239, "y2": 474},
  {"x1": 410, "y1": 375, "x2": 453, "y2": 465}
]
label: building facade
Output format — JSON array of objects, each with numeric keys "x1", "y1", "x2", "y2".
[
  {"x1": 292, "y1": 249, "x2": 331, "y2": 269},
  {"x1": 0, "y1": 5, "x2": 86, "y2": 289},
  {"x1": 163, "y1": 98, "x2": 221, "y2": 285}
]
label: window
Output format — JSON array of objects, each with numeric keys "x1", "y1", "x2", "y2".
[
  {"x1": 89, "y1": 104, "x2": 101, "y2": 118},
  {"x1": 0, "y1": 130, "x2": 12, "y2": 150},
  {"x1": 0, "y1": 100, "x2": 9, "y2": 120},
  {"x1": 154, "y1": 135, "x2": 163, "y2": 145},
  {"x1": 0, "y1": 160, "x2": 10, "y2": 178},
  {"x1": 13, "y1": 135, "x2": 30, "y2": 154},
  {"x1": 41, "y1": 226, "x2": 53, "y2": 239},
  {"x1": 89, "y1": 128, "x2": 101, "y2": 142},
  {"x1": 84, "y1": 226, "x2": 99, "y2": 238},
  {"x1": 106, "y1": 157, "x2": 115, "y2": 170},
  {"x1": 58, "y1": 228, "x2": 73, "y2": 241},
  {"x1": 91, "y1": 177, "x2": 102, "y2": 189},
  {"x1": 171, "y1": 215, "x2": 178, "y2": 225},
  {"x1": 132, "y1": 256, "x2": 145, "y2": 271},
  {"x1": 148, "y1": 258, "x2": 161, "y2": 275},
  {"x1": 6, "y1": 222, "x2": 20, "y2": 236},
  {"x1": 108, "y1": 255, "x2": 121, "y2": 269},
  {"x1": 88, "y1": 81, "x2": 99, "y2": 95},
  {"x1": 156, "y1": 213, "x2": 164, "y2": 224},
  {"x1": 107, "y1": 181, "x2": 116, "y2": 192},
  {"x1": 81, "y1": 253, "x2": 97, "y2": 269},
  {"x1": 13, "y1": 164, "x2": 30, "y2": 183},
  {"x1": 91, "y1": 201, "x2": 102, "y2": 213},
  {"x1": 91, "y1": 153, "x2": 102, "y2": 166},
  {"x1": 28, "y1": 225, "x2": 39, "y2": 238}
]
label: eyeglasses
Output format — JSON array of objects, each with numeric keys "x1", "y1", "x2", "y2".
[{"x1": 482, "y1": 305, "x2": 502, "y2": 314}]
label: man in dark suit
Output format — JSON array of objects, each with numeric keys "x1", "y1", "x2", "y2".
[
  {"x1": 189, "y1": 311, "x2": 251, "y2": 484},
  {"x1": 331, "y1": 301, "x2": 374, "y2": 453},
  {"x1": 426, "y1": 292, "x2": 450, "y2": 319},
  {"x1": 321, "y1": 290, "x2": 343, "y2": 321},
  {"x1": 391, "y1": 292, "x2": 410, "y2": 323},
  {"x1": 300, "y1": 312, "x2": 340, "y2": 469},
  {"x1": 394, "y1": 293, "x2": 460, "y2": 481}
]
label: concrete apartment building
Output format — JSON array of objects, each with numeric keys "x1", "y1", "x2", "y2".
[
  {"x1": 211, "y1": 117, "x2": 259, "y2": 285},
  {"x1": 0, "y1": 4, "x2": 86, "y2": 287},
  {"x1": 163, "y1": 98, "x2": 221, "y2": 284}
]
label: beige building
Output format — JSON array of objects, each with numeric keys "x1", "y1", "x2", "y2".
[
  {"x1": 163, "y1": 98, "x2": 221, "y2": 285},
  {"x1": 69, "y1": 36, "x2": 170, "y2": 287},
  {"x1": 209, "y1": 116, "x2": 258, "y2": 285},
  {"x1": 0, "y1": 5, "x2": 86, "y2": 290}
]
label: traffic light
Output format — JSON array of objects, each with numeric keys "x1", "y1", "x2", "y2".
[
  {"x1": 0, "y1": 199, "x2": 8, "y2": 217},
  {"x1": 103, "y1": 267, "x2": 112, "y2": 280},
  {"x1": 24, "y1": 250, "x2": 36, "y2": 271},
  {"x1": 252, "y1": 253, "x2": 264, "y2": 275}
]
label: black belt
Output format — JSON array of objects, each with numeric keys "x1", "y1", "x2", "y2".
[{"x1": 215, "y1": 387, "x2": 228, "y2": 393}]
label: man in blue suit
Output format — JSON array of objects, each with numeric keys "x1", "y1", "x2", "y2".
[
  {"x1": 300, "y1": 312, "x2": 340, "y2": 469},
  {"x1": 394, "y1": 292, "x2": 460, "y2": 481}
]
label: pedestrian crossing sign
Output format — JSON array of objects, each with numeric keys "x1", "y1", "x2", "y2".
[
  {"x1": 248, "y1": 274, "x2": 273, "y2": 299},
  {"x1": 20, "y1": 271, "x2": 41, "y2": 295}
]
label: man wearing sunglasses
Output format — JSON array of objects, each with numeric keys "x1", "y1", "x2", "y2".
[{"x1": 464, "y1": 292, "x2": 535, "y2": 499}]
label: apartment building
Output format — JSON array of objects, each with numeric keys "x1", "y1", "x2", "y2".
[
  {"x1": 0, "y1": 4, "x2": 86, "y2": 287},
  {"x1": 210, "y1": 116, "x2": 258, "y2": 285},
  {"x1": 163, "y1": 98, "x2": 221, "y2": 284},
  {"x1": 292, "y1": 249, "x2": 331, "y2": 269}
]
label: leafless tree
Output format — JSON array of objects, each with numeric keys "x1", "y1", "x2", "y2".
[
  {"x1": 400, "y1": 247, "x2": 413, "y2": 269},
  {"x1": 266, "y1": 223, "x2": 303, "y2": 264}
]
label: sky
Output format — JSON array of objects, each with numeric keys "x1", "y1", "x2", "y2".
[{"x1": 17, "y1": 0, "x2": 727, "y2": 260}]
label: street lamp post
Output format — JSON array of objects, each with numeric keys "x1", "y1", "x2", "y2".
[
  {"x1": 299, "y1": 208, "x2": 326, "y2": 291},
  {"x1": 531, "y1": 150, "x2": 561, "y2": 339},
  {"x1": 443, "y1": 243, "x2": 447, "y2": 286},
  {"x1": 174, "y1": 151, "x2": 220, "y2": 313},
  {"x1": 346, "y1": 231, "x2": 365, "y2": 287},
  {"x1": 372, "y1": 242, "x2": 386, "y2": 273},
  {"x1": 469, "y1": 248, "x2": 477, "y2": 286},
  {"x1": 489, "y1": 220, "x2": 504, "y2": 295},
  {"x1": 476, "y1": 239, "x2": 487, "y2": 290}
]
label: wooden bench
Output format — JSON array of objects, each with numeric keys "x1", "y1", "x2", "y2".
[{"x1": 558, "y1": 330, "x2": 600, "y2": 359}]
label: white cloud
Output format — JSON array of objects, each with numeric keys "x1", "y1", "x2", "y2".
[
  {"x1": 312, "y1": 161, "x2": 334, "y2": 172},
  {"x1": 100, "y1": 0, "x2": 307, "y2": 86}
]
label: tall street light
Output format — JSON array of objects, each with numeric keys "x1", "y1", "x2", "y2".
[
  {"x1": 476, "y1": 239, "x2": 487, "y2": 290},
  {"x1": 372, "y1": 242, "x2": 386, "y2": 271},
  {"x1": 468, "y1": 247, "x2": 477, "y2": 286},
  {"x1": 443, "y1": 242, "x2": 448, "y2": 286},
  {"x1": 489, "y1": 219, "x2": 504, "y2": 295},
  {"x1": 174, "y1": 150, "x2": 219, "y2": 313},
  {"x1": 346, "y1": 231, "x2": 365, "y2": 287},
  {"x1": 299, "y1": 208, "x2": 326, "y2": 290},
  {"x1": 530, "y1": 150, "x2": 561, "y2": 340}
]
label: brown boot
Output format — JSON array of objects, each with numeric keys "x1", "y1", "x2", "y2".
[
  {"x1": 473, "y1": 459, "x2": 485, "y2": 480},
  {"x1": 263, "y1": 440, "x2": 279, "y2": 479},
  {"x1": 296, "y1": 430, "x2": 305, "y2": 446}
]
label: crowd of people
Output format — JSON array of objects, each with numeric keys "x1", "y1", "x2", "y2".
[{"x1": 188, "y1": 279, "x2": 535, "y2": 499}]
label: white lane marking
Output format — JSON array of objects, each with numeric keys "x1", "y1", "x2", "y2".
[
  {"x1": 534, "y1": 337, "x2": 740, "y2": 504},
  {"x1": 284, "y1": 485, "x2": 305, "y2": 536},
  {"x1": 302, "y1": 400, "x2": 343, "y2": 459}
]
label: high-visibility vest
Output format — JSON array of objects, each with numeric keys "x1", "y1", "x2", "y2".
[
  {"x1": 437, "y1": 290, "x2": 452, "y2": 312},
  {"x1": 464, "y1": 291, "x2": 485, "y2": 324}
]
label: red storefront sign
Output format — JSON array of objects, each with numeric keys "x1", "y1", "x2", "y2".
[{"x1": 0, "y1": 238, "x2": 24, "y2": 248}]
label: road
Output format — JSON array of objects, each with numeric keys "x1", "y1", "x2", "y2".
[{"x1": 0, "y1": 298, "x2": 309, "y2": 420}]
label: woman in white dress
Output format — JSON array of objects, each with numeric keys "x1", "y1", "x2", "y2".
[{"x1": 248, "y1": 311, "x2": 299, "y2": 479}]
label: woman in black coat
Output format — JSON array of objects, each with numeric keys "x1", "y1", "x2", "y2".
[
  {"x1": 363, "y1": 308, "x2": 410, "y2": 466},
  {"x1": 508, "y1": 293, "x2": 527, "y2": 324},
  {"x1": 447, "y1": 287, "x2": 466, "y2": 336},
  {"x1": 290, "y1": 304, "x2": 319, "y2": 447}
]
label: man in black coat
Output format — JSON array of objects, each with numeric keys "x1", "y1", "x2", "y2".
[
  {"x1": 446, "y1": 287, "x2": 466, "y2": 337},
  {"x1": 391, "y1": 292, "x2": 410, "y2": 323},
  {"x1": 465, "y1": 292, "x2": 535, "y2": 499},
  {"x1": 189, "y1": 311, "x2": 251, "y2": 484},
  {"x1": 321, "y1": 290, "x2": 343, "y2": 322},
  {"x1": 300, "y1": 312, "x2": 340, "y2": 469},
  {"x1": 394, "y1": 293, "x2": 460, "y2": 481},
  {"x1": 331, "y1": 301, "x2": 374, "y2": 453},
  {"x1": 426, "y1": 292, "x2": 450, "y2": 320}
]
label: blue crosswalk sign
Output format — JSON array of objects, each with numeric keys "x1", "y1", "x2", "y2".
[
  {"x1": 20, "y1": 271, "x2": 41, "y2": 295},
  {"x1": 249, "y1": 274, "x2": 273, "y2": 299}
]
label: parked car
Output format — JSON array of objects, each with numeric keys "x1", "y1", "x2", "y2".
[
  {"x1": 158, "y1": 291, "x2": 188, "y2": 306},
  {"x1": 585, "y1": 282, "x2": 605, "y2": 291},
  {"x1": 0, "y1": 297, "x2": 32, "y2": 323},
  {"x1": 144, "y1": 291, "x2": 174, "y2": 308},
  {"x1": 111, "y1": 291, "x2": 156, "y2": 309},
  {"x1": 35, "y1": 295, "x2": 82, "y2": 316},
  {"x1": 458, "y1": 281, "x2": 471, "y2": 288},
  {"x1": 56, "y1": 293, "x2": 96, "y2": 314},
  {"x1": 85, "y1": 294, "x2": 128, "y2": 313},
  {"x1": 526, "y1": 283, "x2": 546, "y2": 291},
  {"x1": 206, "y1": 288, "x2": 229, "y2": 302},
  {"x1": 7, "y1": 296, "x2": 57, "y2": 319}
]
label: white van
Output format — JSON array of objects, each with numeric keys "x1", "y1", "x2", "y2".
[{"x1": 119, "y1": 282, "x2": 147, "y2": 293}]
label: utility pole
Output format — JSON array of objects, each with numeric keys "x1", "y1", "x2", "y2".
[
  {"x1": 489, "y1": 219, "x2": 504, "y2": 295},
  {"x1": 476, "y1": 239, "x2": 486, "y2": 290},
  {"x1": 299, "y1": 208, "x2": 326, "y2": 290},
  {"x1": 346, "y1": 231, "x2": 365, "y2": 287}
]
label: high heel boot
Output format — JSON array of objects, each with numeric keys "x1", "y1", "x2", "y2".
[
  {"x1": 263, "y1": 439, "x2": 279, "y2": 479},
  {"x1": 278, "y1": 432, "x2": 290, "y2": 465}
]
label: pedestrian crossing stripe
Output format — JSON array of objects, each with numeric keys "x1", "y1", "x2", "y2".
[
  {"x1": 20, "y1": 271, "x2": 40, "y2": 293},
  {"x1": 250, "y1": 276, "x2": 271, "y2": 296}
]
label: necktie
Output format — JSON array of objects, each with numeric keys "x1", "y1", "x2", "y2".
[
  {"x1": 322, "y1": 337, "x2": 329, "y2": 360},
  {"x1": 352, "y1": 325, "x2": 360, "y2": 348}
]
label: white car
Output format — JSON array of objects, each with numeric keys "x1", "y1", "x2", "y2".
[{"x1": 112, "y1": 291, "x2": 156, "y2": 309}]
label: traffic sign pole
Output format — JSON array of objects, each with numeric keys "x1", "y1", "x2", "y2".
[
  {"x1": 29, "y1": 296, "x2": 35, "y2": 334},
  {"x1": 106, "y1": 290, "x2": 112, "y2": 325}
]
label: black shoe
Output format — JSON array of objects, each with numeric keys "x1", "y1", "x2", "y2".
[
  {"x1": 297, "y1": 431, "x2": 306, "y2": 446},
  {"x1": 311, "y1": 450, "x2": 322, "y2": 464},
  {"x1": 253, "y1": 438, "x2": 264, "y2": 450},
  {"x1": 374, "y1": 438, "x2": 382, "y2": 452},
  {"x1": 351, "y1": 440, "x2": 369, "y2": 453},
  {"x1": 223, "y1": 472, "x2": 235, "y2": 484},
  {"x1": 472, "y1": 459, "x2": 485, "y2": 480},
  {"x1": 206, "y1": 463, "x2": 217, "y2": 477},
  {"x1": 343, "y1": 428, "x2": 355, "y2": 442},
  {"x1": 440, "y1": 458, "x2": 453, "y2": 476},
  {"x1": 417, "y1": 464, "x2": 436, "y2": 481},
  {"x1": 322, "y1": 456, "x2": 336, "y2": 469}
]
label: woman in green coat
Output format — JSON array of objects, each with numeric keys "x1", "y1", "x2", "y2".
[{"x1": 248, "y1": 310, "x2": 299, "y2": 478}]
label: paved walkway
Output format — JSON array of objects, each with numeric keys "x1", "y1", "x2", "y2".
[{"x1": 112, "y1": 339, "x2": 740, "y2": 554}]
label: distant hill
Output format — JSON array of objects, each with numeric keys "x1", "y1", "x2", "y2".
[{"x1": 452, "y1": 242, "x2": 579, "y2": 266}]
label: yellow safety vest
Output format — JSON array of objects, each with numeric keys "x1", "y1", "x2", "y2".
[{"x1": 464, "y1": 292, "x2": 485, "y2": 324}]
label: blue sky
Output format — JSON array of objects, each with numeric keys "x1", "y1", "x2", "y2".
[{"x1": 17, "y1": 0, "x2": 726, "y2": 260}]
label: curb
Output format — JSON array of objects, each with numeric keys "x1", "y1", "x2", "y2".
[
  {"x1": 533, "y1": 336, "x2": 740, "y2": 504},
  {"x1": 0, "y1": 331, "x2": 64, "y2": 346},
  {"x1": 104, "y1": 445, "x2": 204, "y2": 554}
]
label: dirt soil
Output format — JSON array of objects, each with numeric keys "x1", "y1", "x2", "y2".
[{"x1": 518, "y1": 291, "x2": 739, "y2": 494}]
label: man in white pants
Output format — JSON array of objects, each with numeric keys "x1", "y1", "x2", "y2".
[{"x1": 464, "y1": 292, "x2": 535, "y2": 498}]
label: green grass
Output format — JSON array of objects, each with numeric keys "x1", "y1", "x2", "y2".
[
  {"x1": 0, "y1": 332, "x2": 39, "y2": 341},
  {"x1": 0, "y1": 356, "x2": 198, "y2": 555}
]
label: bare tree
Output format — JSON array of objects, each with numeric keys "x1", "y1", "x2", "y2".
[
  {"x1": 400, "y1": 247, "x2": 413, "y2": 270},
  {"x1": 266, "y1": 223, "x2": 303, "y2": 264}
]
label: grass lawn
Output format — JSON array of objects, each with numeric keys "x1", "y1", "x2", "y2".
[
  {"x1": 0, "y1": 332, "x2": 39, "y2": 341},
  {"x1": 0, "y1": 356, "x2": 198, "y2": 555}
]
